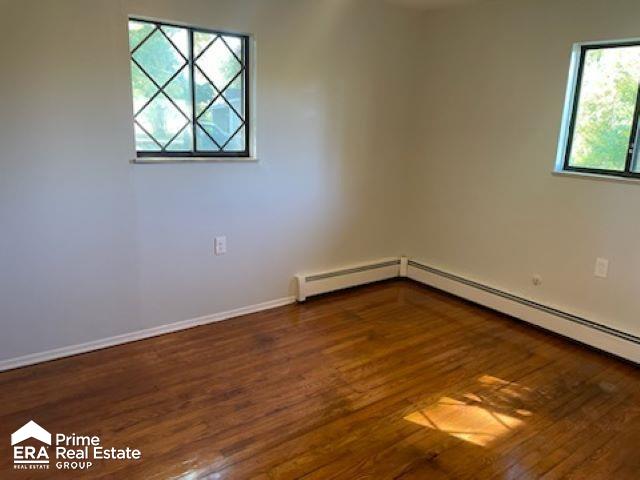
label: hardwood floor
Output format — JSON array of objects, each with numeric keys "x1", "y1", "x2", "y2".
[{"x1": 1, "y1": 279, "x2": 640, "y2": 479}]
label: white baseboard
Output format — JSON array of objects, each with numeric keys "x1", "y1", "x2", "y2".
[
  {"x1": 0, "y1": 296, "x2": 296, "y2": 372},
  {"x1": 4, "y1": 256, "x2": 639, "y2": 372},
  {"x1": 407, "y1": 259, "x2": 640, "y2": 364}
]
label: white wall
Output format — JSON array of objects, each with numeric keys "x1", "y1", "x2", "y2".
[
  {"x1": 406, "y1": 0, "x2": 640, "y2": 338},
  {"x1": 5, "y1": 0, "x2": 640, "y2": 364},
  {"x1": 0, "y1": 0, "x2": 419, "y2": 361}
]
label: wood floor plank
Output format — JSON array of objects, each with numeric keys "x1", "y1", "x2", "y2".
[{"x1": 1, "y1": 279, "x2": 639, "y2": 479}]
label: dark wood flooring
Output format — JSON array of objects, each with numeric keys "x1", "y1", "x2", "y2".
[{"x1": 1, "y1": 279, "x2": 640, "y2": 479}]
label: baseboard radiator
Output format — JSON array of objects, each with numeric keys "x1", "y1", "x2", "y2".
[
  {"x1": 295, "y1": 257, "x2": 406, "y2": 301},
  {"x1": 406, "y1": 259, "x2": 640, "y2": 364},
  {"x1": 295, "y1": 256, "x2": 640, "y2": 363}
]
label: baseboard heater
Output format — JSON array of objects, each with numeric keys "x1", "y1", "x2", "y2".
[
  {"x1": 407, "y1": 259, "x2": 640, "y2": 364},
  {"x1": 295, "y1": 257, "x2": 405, "y2": 301},
  {"x1": 295, "y1": 256, "x2": 640, "y2": 363}
]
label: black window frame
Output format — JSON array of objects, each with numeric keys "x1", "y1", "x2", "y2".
[
  {"x1": 563, "y1": 40, "x2": 640, "y2": 179},
  {"x1": 129, "y1": 17, "x2": 251, "y2": 159}
]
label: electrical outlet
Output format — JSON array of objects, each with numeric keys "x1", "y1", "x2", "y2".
[
  {"x1": 532, "y1": 275, "x2": 542, "y2": 286},
  {"x1": 594, "y1": 258, "x2": 609, "y2": 279},
  {"x1": 214, "y1": 236, "x2": 227, "y2": 256}
]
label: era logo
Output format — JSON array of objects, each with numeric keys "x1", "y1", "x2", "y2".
[{"x1": 11, "y1": 421, "x2": 51, "y2": 468}]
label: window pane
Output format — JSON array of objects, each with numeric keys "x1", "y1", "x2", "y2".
[
  {"x1": 134, "y1": 124, "x2": 161, "y2": 151},
  {"x1": 225, "y1": 125, "x2": 246, "y2": 152},
  {"x1": 568, "y1": 46, "x2": 640, "y2": 171},
  {"x1": 130, "y1": 62, "x2": 156, "y2": 114},
  {"x1": 129, "y1": 20, "x2": 192, "y2": 152},
  {"x1": 128, "y1": 20, "x2": 248, "y2": 156},
  {"x1": 197, "y1": 97, "x2": 244, "y2": 150},
  {"x1": 129, "y1": 20, "x2": 155, "y2": 50},
  {"x1": 194, "y1": 33, "x2": 246, "y2": 152},
  {"x1": 160, "y1": 25, "x2": 188, "y2": 58},
  {"x1": 132, "y1": 29, "x2": 186, "y2": 86},
  {"x1": 136, "y1": 94, "x2": 189, "y2": 147},
  {"x1": 194, "y1": 31, "x2": 214, "y2": 57},
  {"x1": 196, "y1": 36, "x2": 242, "y2": 90}
]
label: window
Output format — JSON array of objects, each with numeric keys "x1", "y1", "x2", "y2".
[
  {"x1": 128, "y1": 18, "x2": 250, "y2": 159},
  {"x1": 561, "y1": 41, "x2": 640, "y2": 178}
]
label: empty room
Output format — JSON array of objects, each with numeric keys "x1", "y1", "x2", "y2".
[{"x1": 2, "y1": 0, "x2": 640, "y2": 478}]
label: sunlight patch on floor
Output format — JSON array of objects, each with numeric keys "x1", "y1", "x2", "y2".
[{"x1": 404, "y1": 375, "x2": 532, "y2": 447}]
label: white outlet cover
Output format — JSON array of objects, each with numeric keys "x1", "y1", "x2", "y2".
[
  {"x1": 594, "y1": 258, "x2": 609, "y2": 278},
  {"x1": 214, "y1": 236, "x2": 227, "y2": 255}
]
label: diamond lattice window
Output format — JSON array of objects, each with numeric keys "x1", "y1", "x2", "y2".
[{"x1": 129, "y1": 19, "x2": 249, "y2": 158}]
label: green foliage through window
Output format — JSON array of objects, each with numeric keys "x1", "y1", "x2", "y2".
[
  {"x1": 129, "y1": 19, "x2": 249, "y2": 157},
  {"x1": 565, "y1": 43, "x2": 640, "y2": 176}
]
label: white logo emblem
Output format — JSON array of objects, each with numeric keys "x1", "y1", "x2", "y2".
[{"x1": 12, "y1": 421, "x2": 51, "y2": 469}]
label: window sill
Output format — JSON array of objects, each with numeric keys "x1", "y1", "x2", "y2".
[
  {"x1": 131, "y1": 157, "x2": 258, "y2": 164},
  {"x1": 552, "y1": 169, "x2": 640, "y2": 185}
]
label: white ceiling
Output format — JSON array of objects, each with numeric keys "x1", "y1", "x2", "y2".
[{"x1": 385, "y1": 0, "x2": 484, "y2": 10}]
